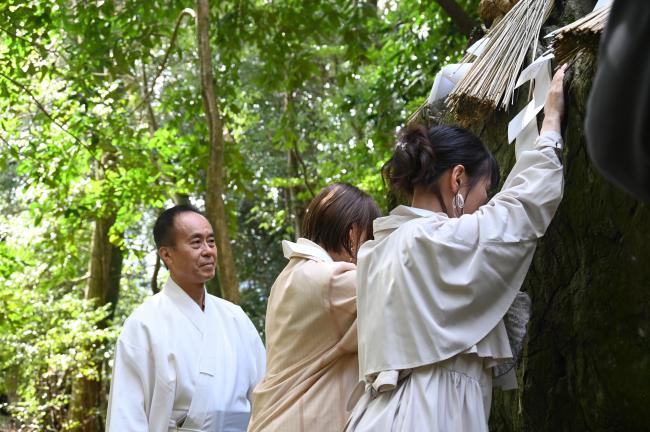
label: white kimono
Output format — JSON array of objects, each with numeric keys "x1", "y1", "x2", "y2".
[
  {"x1": 346, "y1": 132, "x2": 564, "y2": 431},
  {"x1": 106, "y1": 278, "x2": 266, "y2": 432}
]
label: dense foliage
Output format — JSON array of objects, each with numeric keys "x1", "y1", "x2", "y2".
[{"x1": 0, "y1": 0, "x2": 476, "y2": 429}]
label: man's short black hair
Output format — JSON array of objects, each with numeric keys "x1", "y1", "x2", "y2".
[{"x1": 153, "y1": 204, "x2": 204, "y2": 249}]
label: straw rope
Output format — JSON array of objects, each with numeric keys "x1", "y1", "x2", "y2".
[
  {"x1": 446, "y1": 0, "x2": 554, "y2": 124},
  {"x1": 548, "y1": 5, "x2": 611, "y2": 65}
]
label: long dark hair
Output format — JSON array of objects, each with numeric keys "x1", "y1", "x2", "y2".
[
  {"x1": 302, "y1": 183, "x2": 381, "y2": 257},
  {"x1": 382, "y1": 124, "x2": 500, "y2": 211}
]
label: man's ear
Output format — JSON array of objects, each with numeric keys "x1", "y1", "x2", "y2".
[{"x1": 159, "y1": 247, "x2": 172, "y2": 268}]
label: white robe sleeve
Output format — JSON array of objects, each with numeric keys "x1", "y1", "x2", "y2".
[
  {"x1": 106, "y1": 320, "x2": 175, "y2": 432},
  {"x1": 244, "y1": 316, "x2": 266, "y2": 403},
  {"x1": 106, "y1": 337, "x2": 151, "y2": 431}
]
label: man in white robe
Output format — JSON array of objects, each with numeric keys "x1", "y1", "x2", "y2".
[{"x1": 106, "y1": 205, "x2": 266, "y2": 432}]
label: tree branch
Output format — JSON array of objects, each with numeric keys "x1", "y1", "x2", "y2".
[
  {"x1": 141, "y1": 62, "x2": 159, "y2": 133},
  {"x1": 0, "y1": 71, "x2": 85, "y2": 146},
  {"x1": 433, "y1": 0, "x2": 477, "y2": 36},
  {"x1": 60, "y1": 274, "x2": 91, "y2": 287},
  {"x1": 0, "y1": 131, "x2": 53, "y2": 169},
  {"x1": 198, "y1": 0, "x2": 240, "y2": 303},
  {"x1": 291, "y1": 144, "x2": 316, "y2": 197},
  {"x1": 0, "y1": 133, "x2": 10, "y2": 148},
  {"x1": 0, "y1": 25, "x2": 65, "y2": 58},
  {"x1": 135, "y1": 8, "x2": 196, "y2": 111},
  {"x1": 282, "y1": 92, "x2": 315, "y2": 197}
]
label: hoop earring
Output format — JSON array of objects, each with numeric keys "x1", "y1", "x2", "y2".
[{"x1": 452, "y1": 192, "x2": 465, "y2": 217}]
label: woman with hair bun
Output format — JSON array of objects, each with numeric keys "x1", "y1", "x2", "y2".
[
  {"x1": 249, "y1": 183, "x2": 381, "y2": 432},
  {"x1": 346, "y1": 65, "x2": 568, "y2": 431}
]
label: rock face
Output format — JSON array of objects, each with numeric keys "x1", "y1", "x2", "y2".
[{"x1": 453, "y1": 1, "x2": 650, "y2": 430}]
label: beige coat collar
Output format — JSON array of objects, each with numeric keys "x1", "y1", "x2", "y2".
[{"x1": 282, "y1": 238, "x2": 333, "y2": 262}]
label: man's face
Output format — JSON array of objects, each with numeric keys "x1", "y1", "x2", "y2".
[{"x1": 160, "y1": 212, "x2": 217, "y2": 288}]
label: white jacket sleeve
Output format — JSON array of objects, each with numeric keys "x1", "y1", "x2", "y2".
[{"x1": 452, "y1": 131, "x2": 564, "y2": 245}]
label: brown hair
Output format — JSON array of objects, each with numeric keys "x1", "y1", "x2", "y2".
[{"x1": 302, "y1": 183, "x2": 381, "y2": 257}]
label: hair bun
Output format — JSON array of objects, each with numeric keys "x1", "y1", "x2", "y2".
[
  {"x1": 383, "y1": 123, "x2": 499, "y2": 201},
  {"x1": 388, "y1": 124, "x2": 437, "y2": 194}
]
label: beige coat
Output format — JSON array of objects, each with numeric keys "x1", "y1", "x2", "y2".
[{"x1": 248, "y1": 238, "x2": 359, "y2": 432}]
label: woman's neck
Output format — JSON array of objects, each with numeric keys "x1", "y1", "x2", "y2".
[
  {"x1": 411, "y1": 188, "x2": 446, "y2": 214},
  {"x1": 328, "y1": 249, "x2": 354, "y2": 263}
]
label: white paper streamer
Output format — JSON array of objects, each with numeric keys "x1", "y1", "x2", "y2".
[
  {"x1": 515, "y1": 53, "x2": 554, "y2": 88},
  {"x1": 425, "y1": 37, "x2": 491, "y2": 105},
  {"x1": 427, "y1": 63, "x2": 474, "y2": 104},
  {"x1": 507, "y1": 54, "x2": 553, "y2": 157},
  {"x1": 466, "y1": 36, "x2": 490, "y2": 57}
]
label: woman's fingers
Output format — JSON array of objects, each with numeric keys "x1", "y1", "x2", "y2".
[{"x1": 545, "y1": 64, "x2": 568, "y2": 120}]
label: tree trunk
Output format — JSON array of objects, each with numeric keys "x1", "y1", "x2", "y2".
[
  {"x1": 282, "y1": 92, "x2": 306, "y2": 238},
  {"x1": 196, "y1": 0, "x2": 240, "y2": 303},
  {"x1": 68, "y1": 214, "x2": 122, "y2": 432},
  {"x1": 433, "y1": 0, "x2": 477, "y2": 36},
  {"x1": 287, "y1": 148, "x2": 303, "y2": 238},
  {"x1": 440, "y1": 1, "x2": 650, "y2": 429},
  {"x1": 141, "y1": 63, "x2": 191, "y2": 295}
]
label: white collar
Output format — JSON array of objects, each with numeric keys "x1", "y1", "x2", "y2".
[
  {"x1": 162, "y1": 277, "x2": 208, "y2": 335},
  {"x1": 372, "y1": 205, "x2": 448, "y2": 240},
  {"x1": 390, "y1": 204, "x2": 447, "y2": 218},
  {"x1": 282, "y1": 238, "x2": 333, "y2": 263}
]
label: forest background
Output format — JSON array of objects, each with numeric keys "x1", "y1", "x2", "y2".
[{"x1": 1, "y1": 0, "x2": 649, "y2": 431}]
